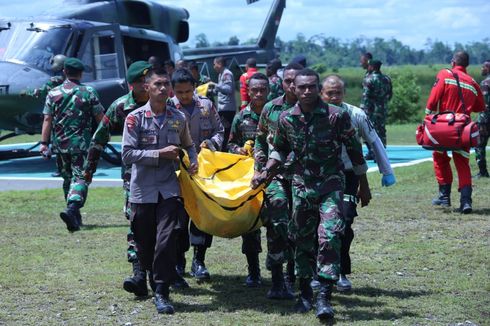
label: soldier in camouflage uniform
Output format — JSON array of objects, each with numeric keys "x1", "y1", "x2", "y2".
[
  {"x1": 24, "y1": 54, "x2": 67, "y2": 177},
  {"x1": 83, "y1": 61, "x2": 152, "y2": 297},
  {"x1": 253, "y1": 63, "x2": 303, "y2": 299},
  {"x1": 475, "y1": 60, "x2": 490, "y2": 178},
  {"x1": 266, "y1": 58, "x2": 284, "y2": 101},
  {"x1": 40, "y1": 58, "x2": 104, "y2": 232},
  {"x1": 253, "y1": 69, "x2": 368, "y2": 320},
  {"x1": 360, "y1": 59, "x2": 392, "y2": 159},
  {"x1": 170, "y1": 68, "x2": 224, "y2": 287},
  {"x1": 228, "y1": 72, "x2": 270, "y2": 288}
]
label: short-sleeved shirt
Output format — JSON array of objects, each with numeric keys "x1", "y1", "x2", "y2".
[
  {"x1": 121, "y1": 102, "x2": 197, "y2": 204},
  {"x1": 171, "y1": 94, "x2": 224, "y2": 152},
  {"x1": 43, "y1": 79, "x2": 104, "y2": 153}
]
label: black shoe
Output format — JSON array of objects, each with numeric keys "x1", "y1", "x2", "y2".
[
  {"x1": 294, "y1": 296, "x2": 313, "y2": 313},
  {"x1": 123, "y1": 275, "x2": 148, "y2": 297},
  {"x1": 432, "y1": 184, "x2": 451, "y2": 207},
  {"x1": 154, "y1": 293, "x2": 174, "y2": 314},
  {"x1": 176, "y1": 264, "x2": 185, "y2": 278},
  {"x1": 473, "y1": 171, "x2": 490, "y2": 178},
  {"x1": 316, "y1": 281, "x2": 335, "y2": 320},
  {"x1": 190, "y1": 259, "x2": 211, "y2": 281},
  {"x1": 267, "y1": 265, "x2": 294, "y2": 300},
  {"x1": 172, "y1": 274, "x2": 190, "y2": 289},
  {"x1": 59, "y1": 209, "x2": 80, "y2": 232},
  {"x1": 459, "y1": 186, "x2": 473, "y2": 214},
  {"x1": 245, "y1": 274, "x2": 262, "y2": 288}
]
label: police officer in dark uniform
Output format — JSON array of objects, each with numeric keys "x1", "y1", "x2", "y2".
[{"x1": 122, "y1": 69, "x2": 198, "y2": 314}]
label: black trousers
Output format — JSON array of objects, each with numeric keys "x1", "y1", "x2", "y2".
[
  {"x1": 341, "y1": 170, "x2": 360, "y2": 275},
  {"x1": 219, "y1": 110, "x2": 236, "y2": 151},
  {"x1": 131, "y1": 196, "x2": 184, "y2": 284}
]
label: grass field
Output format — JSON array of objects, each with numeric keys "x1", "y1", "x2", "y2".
[{"x1": 1, "y1": 134, "x2": 489, "y2": 324}]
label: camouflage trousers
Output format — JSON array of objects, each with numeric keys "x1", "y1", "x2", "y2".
[
  {"x1": 123, "y1": 180, "x2": 138, "y2": 263},
  {"x1": 263, "y1": 177, "x2": 293, "y2": 270},
  {"x1": 475, "y1": 122, "x2": 489, "y2": 169},
  {"x1": 57, "y1": 152, "x2": 89, "y2": 206},
  {"x1": 241, "y1": 177, "x2": 293, "y2": 270},
  {"x1": 289, "y1": 190, "x2": 345, "y2": 281},
  {"x1": 371, "y1": 107, "x2": 387, "y2": 146}
]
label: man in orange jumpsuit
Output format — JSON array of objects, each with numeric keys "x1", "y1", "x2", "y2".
[
  {"x1": 239, "y1": 57, "x2": 258, "y2": 109},
  {"x1": 426, "y1": 51, "x2": 485, "y2": 213}
]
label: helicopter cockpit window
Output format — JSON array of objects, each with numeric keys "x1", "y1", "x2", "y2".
[
  {"x1": 80, "y1": 30, "x2": 120, "y2": 82},
  {"x1": 0, "y1": 22, "x2": 71, "y2": 73}
]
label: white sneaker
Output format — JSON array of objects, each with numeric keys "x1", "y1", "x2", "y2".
[{"x1": 336, "y1": 274, "x2": 352, "y2": 292}]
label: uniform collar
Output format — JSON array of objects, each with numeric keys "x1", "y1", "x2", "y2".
[
  {"x1": 142, "y1": 99, "x2": 175, "y2": 119},
  {"x1": 452, "y1": 66, "x2": 467, "y2": 74}
]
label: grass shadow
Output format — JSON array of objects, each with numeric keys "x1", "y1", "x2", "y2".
[
  {"x1": 349, "y1": 286, "x2": 432, "y2": 299},
  {"x1": 81, "y1": 223, "x2": 129, "y2": 230}
]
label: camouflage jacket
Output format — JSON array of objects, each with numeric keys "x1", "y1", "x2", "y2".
[
  {"x1": 43, "y1": 79, "x2": 104, "y2": 154},
  {"x1": 171, "y1": 94, "x2": 224, "y2": 152},
  {"x1": 360, "y1": 71, "x2": 392, "y2": 113},
  {"x1": 254, "y1": 94, "x2": 295, "y2": 171},
  {"x1": 85, "y1": 91, "x2": 145, "y2": 181},
  {"x1": 26, "y1": 75, "x2": 64, "y2": 99},
  {"x1": 227, "y1": 104, "x2": 261, "y2": 153},
  {"x1": 270, "y1": 100, "x2": 368, "y2": 198},
  {"x1": 267, "y1": 74, "x2": 284, "y2": 101},
  {"x1": 479, "y1": 76, "x2": 490, "y2": 124}
]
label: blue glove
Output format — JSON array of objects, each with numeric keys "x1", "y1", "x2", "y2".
[{"x1": 382, "y1": 173, "x2": 396, "y2": 187}]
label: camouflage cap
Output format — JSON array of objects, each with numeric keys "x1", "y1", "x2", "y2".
[
  {"x1": 127, "y1": 61, "x2": 152, "y2": 83},
  {"x1": 64, "y1": 57, "x2": 85, "y2": 72}
]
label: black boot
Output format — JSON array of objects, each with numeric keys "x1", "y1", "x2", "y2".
[
  {"x1": 267, "y1": 265, "x2": 294, "y2": 300},
  {"x1": 294, "y1": 278, "x2": 313, "y2": 313},
  {"x1": 316, "y1": 279, "x2": 335, "y2": 320},
  {"x1": 459, "y1": 186, "x2": 473, "y2": 214},
  {"x1": 474, "y1": 160, "x2": 490, "y2": 178},
  {"x1": 123, "y1": 260, "x2": 148, "y2": 297},
  {"x1": 284, "y1": 260, "x2": 296, "y2": 293},
  {"x1": 432, "y1": 184, "x2": 451, "y2": 207},
  {"x1": 154, "y1": 283, "x2": 174, "y2": 314},
  {"x1": 191, "y1": 245, "x2": 211, "y2": 281},
  {"x1": 59, "y1": 202, "x2": 81, "y2": 232},
  {"x1": 245, "y1": 252, "x2": 262, "y2": 287}
]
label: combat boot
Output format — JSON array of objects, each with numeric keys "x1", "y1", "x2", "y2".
[
  {"x1": 245, "y1": 252, "x2": 262, "y2": 287},
  {"x1": 123, "y1": 260, "x2": 148, "y2": 297},
  {"x1": 316, "y1": 279, "x2": 335, "y2": 320},
  {"x1": 474, "y1": 161, "x2": 490, "y2": 178},
  {"x1": 431, "y1": 184, "x2": 451, "y2": 207},
  {"x1": 336, "y1": 274, "x2": 352, "y2": 292},
  {"x1": 154, "y1": 283, "x2": 174, "y2": 314},
  {"x1": 267, "y1": 265, "x2": 294, "y2": 300},
  {"x1": 459, "y1": 186, "x2": 473, "y2": 214},
  {"x1": 190, "y1": 245, "x2": 211, "y2": 281},
  {"x1": 294, "y1": 278, "x2": 313, "y2": 313},
  {"x1": 59, "y1": 202, "x2": 81, "y2": 232},
  {"x1": 284, "y1": 259, "x2": 296, "y2": 293}
]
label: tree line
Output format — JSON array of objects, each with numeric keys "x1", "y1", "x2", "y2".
[{"x1": 189, "y1": 33, "x2": 490, "y2": 67}]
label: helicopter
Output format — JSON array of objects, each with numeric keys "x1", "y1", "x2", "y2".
[{"x1": 0, "y1": 0, "x2": 285, "y2": 160}]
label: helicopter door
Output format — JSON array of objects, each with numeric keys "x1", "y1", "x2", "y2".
[{"x1": 77, "y1": 24, "x2": 127, "y2": 110}]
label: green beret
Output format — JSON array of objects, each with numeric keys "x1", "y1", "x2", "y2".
[
  {"x1": 64, "y1": 57, "x2": 85, "y2": 71},
  {"x1": 127, "y1": 61, "x2": 152, "y2": 83},
  {"x1": 369, "y1": 59, "x2": 382, "y2": 67}
]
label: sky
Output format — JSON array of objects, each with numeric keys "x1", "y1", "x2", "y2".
[{"x1": 0, "y1": 0, "x2": 489, "y2": 50}]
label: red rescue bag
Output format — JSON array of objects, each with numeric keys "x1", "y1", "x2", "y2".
[{"x1": 416, "y1": 111, "x2": 479, "y2": 150}]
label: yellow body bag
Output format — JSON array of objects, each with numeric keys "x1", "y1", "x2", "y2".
[{"x1": 178, "y1": 148, "x2": 264, "y2": 238}]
